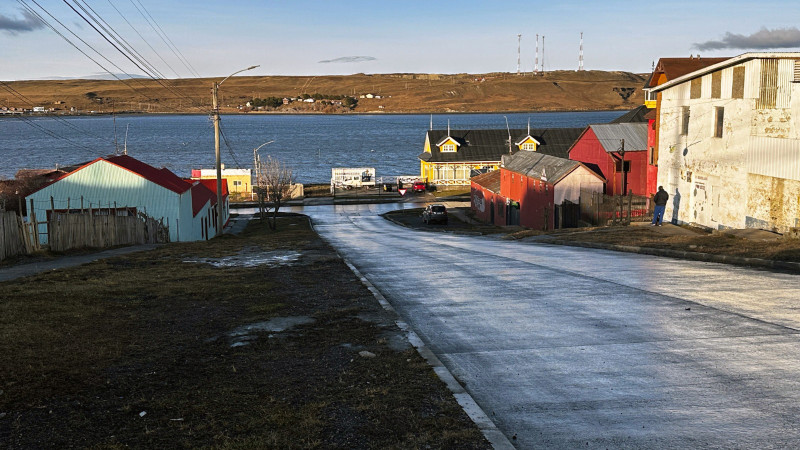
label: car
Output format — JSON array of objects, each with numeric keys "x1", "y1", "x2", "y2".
[
  {"x1": 422, "y1": 204, "x2": 448, "y2": 224},
  {"x1": 412, "y1": 181, "x2": 426, "y2": 193}
]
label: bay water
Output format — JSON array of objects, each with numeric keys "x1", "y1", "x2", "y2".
[{"x1": 0, "y1": 111, "x2": 623, "y2": 183}]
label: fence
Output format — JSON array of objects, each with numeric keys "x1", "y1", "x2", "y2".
[
  {"x1": 48, "y1": 212, "x2": 169, "y2": 252},
  {"x1": 580, "y1": 190, "x2": 652, "y2": 226},
  {"x1": 0, "y1": 210, "x2": 40, "y2": 261}
]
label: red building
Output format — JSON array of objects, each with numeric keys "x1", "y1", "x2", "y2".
[
  {"x1": 567, "y1": 123, "x2": 656, "y2": 197},
  {"x1": 472, "y1": 151, "x2": 604, "y2": 230}
]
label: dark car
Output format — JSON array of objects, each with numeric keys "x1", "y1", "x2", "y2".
[{"x1": 422, "y1": 204, "x2": 448, "y2": 224}]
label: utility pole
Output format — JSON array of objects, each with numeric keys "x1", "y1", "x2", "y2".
[{"x1": 212, "y1": 65, "x2": 259, "y2": 237}]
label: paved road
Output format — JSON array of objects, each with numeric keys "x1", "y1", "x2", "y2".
[{"x1": 303, "y1": 203, "x2": 800, "y2": 449}]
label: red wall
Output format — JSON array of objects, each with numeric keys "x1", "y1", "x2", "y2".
[
  {"x1": 568, "y1": 127, "x2": 656, "y2": 197},
  {"x1": 470, "y1": 183, "x2": 505, "y2": 226},
  {"x1": 501, "y1": 168, "x2": 555, "y2": 230}
]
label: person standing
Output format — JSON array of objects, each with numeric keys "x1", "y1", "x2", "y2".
[{"x1": 652, "y1": 186, "x2": 669, "y2": 226}]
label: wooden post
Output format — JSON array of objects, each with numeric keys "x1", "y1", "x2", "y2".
[
  {"x1": 81, "y1": 196, "x2": 84, "y2": 213},
  {"x1": 50, "y1": 196, "x2": 55, "y2": 214},
  {"x1": 67, "y1": 197, "x2": 70, "y2": 211}
]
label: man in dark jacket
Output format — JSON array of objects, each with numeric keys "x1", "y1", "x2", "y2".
[{"x1": 652, "y1": 186, "x2": 669, "y2": 226}]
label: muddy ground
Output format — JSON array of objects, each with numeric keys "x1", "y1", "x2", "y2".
[{"x1": 0, "y1": 216, "x2": 489, "y2": 449}]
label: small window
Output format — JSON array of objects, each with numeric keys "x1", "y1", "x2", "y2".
[
  {"x1": 233, "y1": 180, "x2": 242, "y2": 186},
  {"x1": 732, "y1": 66, "x2": 745, "y2": 98},
  {"x1": 615, "y1": 161, "x2": 631, "y2": 172},
  {"x1": 681, "y1": 106, "x2": 690, "y2": 136},
  {"x1": 522, "y1": 142, "x2": 536, "y2": 150},
  {"x1": 690, "y1": 78, "x2": 702, "y2": 99},
  {"x1": 441, "y1": 143, "x2": 456, "y2": 152},
  {"x1": 714, "y1": 107, "x2": 724, "y2": 138},
  {"x1": 711, "y1": 71, "x2": 721, "y2": 99}
]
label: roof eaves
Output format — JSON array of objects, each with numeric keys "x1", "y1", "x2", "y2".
[{"x1": 651, "y1": 52, "x2": 800, "y2": 93}]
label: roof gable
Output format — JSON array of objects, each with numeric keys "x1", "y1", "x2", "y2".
[
  {"x1": 502, "y1": 152, "x2": 605, "y2": 184},
  {"x1": 588, "y1": 123, "x2": 648, "y2": 153},
  {"x1": 514, "y1": 135, "x2": 542, "y2": 147},
  {"x1": 435, "y1": 136, "x2": 461, "y2": 148}
]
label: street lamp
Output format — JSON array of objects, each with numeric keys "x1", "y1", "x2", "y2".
[
  {"x1": 213, "y1": 65, "x2": 259, "y2": 236},
  {"x1": 252, "y1": 140, "x2": 274, "y2": 195}
]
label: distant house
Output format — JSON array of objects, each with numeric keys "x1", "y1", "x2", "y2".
[
  {"x1": 191, "y1": 167, "x2": 252, "y2": 197},
  {"x1": 420, "y1": 127, "x2": 584, "y2": 187},
  {"x1": 649, "y1": 52, "x2": 800, "y2": 232},
  {"x1": 25, "y1": 155, "x2": 228, "y2": 242},
  {"x1": 471, "y1": 151, "x2": 604, "y2": 229},
  {"x1": 568, "y1": 123, "x2": 655, "y2": 196}
]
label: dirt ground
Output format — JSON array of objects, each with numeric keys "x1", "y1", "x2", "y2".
[{"x1": 0, "y1": 216, "x2": 489, "y2": 449}]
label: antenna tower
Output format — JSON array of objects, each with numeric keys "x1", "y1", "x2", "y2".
[
  {"x1": 534, "y1": 34, "x2": 539, "y2": 75},
  {"x1": 578, "y1": 32, "x2": 584, "y2": 71},
  {"x1": 516, "y1": 34, "x2": 522, "y2": 75},
  {"x1": 541, "y1": 35, "x2": 545, "y2": 74}
]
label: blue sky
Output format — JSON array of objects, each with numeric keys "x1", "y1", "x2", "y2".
[{"x1": 2, "y1": 0, "x2": 800, "y2": 80}]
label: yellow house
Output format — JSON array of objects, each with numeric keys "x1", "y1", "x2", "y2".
[
  {"x1": 419, "y1": 127, "x2": 584, "y2": 187},
  {"x1": 191, "y1": 167, "x2": 252, "y2": 197}
]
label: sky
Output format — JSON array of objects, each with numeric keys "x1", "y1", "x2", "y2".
[{"x1": 2, "y1": 0, "x2": 800, "y2": 80}]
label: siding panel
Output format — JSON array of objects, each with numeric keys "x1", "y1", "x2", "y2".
[{"x1": 747, "y1": 136, "x2": 800, "y2": 181}]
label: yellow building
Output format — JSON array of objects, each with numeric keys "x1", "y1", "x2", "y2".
[
  {"x1": 191, "y1": 167, "x2": 252, "y2": 197},
  {"x1": 419, "y1": 127, "x2": 584, "y2": 187}
]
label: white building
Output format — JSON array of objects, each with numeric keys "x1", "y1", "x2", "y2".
[
  {"x1": 26, "y1": 155, "x2": 228, "y2": 242},
  {"x1": 650, "y1": 52, "x2": 800, "y2": 232}
]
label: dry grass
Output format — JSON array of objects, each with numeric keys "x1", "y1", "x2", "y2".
[
  {"x1": 4, "y1": 70, "x2": 646, "y2": 114},
  {"x1": 0, "y1": 216, "x2": 489, "y2": 449}
]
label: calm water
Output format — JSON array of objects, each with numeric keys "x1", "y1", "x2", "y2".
[{"x1": 0, "y1": 111, "x2": 623, "y2": 183}]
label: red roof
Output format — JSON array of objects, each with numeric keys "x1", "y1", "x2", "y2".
[
  {"x1": 647, "y1": 57, "x2": 730, "y2": 88},
  {"x1": 188, "y1": 178, "x2": 229, "y2": 216},
  {"x1": 105, "y1": 155, "x2": 192, "y2": 194}
]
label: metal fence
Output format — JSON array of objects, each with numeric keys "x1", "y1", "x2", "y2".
[{"x1": 580, "y1": 189, "x2": 652, "y2": 226}]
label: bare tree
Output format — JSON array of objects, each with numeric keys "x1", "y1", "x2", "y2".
[{"x1": 255, "y1": 155, "x2": 294, "y2": 230}]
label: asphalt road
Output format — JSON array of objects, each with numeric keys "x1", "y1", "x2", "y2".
[{"x1": 301, "y1": 203, "x2": 800, "y2": 449}]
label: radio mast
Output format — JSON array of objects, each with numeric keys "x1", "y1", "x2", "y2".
[
  {"x1": 578, "y1": 32, "x2": 584, "y2": 71},
  {"x1": 534, "y1": 34, "x2": 539, "y2": 75},
  {"x1": 516, "y1": 34, "x2": 522, "y2": 75}
]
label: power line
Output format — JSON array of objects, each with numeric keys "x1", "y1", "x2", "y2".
[{"x1": 129, "y1": 0, "x2": 201, "y2": 78}]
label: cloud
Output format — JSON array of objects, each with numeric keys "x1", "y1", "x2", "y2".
[
  {"x1": 0, "y1": 9, "x2": 45, "y2": 34},
  {"x1": 694, "y1": 27, "x2": 800, "y2": 51},
  {"x1": 318, "y1": 56, "x2": 377, "y2": 64}
]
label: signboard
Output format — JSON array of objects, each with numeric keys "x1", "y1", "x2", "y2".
[{"x1": 398, "y1": 188, "x2": 407, "y2": 196}]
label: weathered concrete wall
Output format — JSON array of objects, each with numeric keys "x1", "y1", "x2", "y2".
[{"x1": 657, "y1": 58, "x2": 800, "y2": 232}]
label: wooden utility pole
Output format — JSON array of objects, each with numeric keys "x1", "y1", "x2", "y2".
[{"x1": 213, "y1": 81, "x2": 223, "y2": 236}]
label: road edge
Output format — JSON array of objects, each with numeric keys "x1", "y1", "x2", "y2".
[{"x1": 305, "y1": 216, "x2": 514, "y2": 449}]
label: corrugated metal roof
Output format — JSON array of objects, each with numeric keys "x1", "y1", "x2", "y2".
[
  {"x1": 106, "y1": 155, "x2": 192, "y2": 194},
  {"x1": 470, "y1": 169, "x2": 501, "y2": 193},
  {"x1": 589, "y1": 123, "x2": 648, "y2": 153},
  {"x1": 609, "y1": 105, "x2": 653, "y2": 124},
  {"x1": 423, "y1": 128, "x2": 584, "y2": 163},
  {"x1": 502, "y1": 152, "x2": 586, "y2": 184},
  {"x1": 648, "y1": 57, "x2": 730, "y2": 87}
]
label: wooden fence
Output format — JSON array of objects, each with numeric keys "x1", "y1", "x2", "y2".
[
  {"x1": 0, "y1": 210, "x2": 40, "y2": 261},
  {"x1": 48, "y1": 212, "x2": 169, "y2": 252},
  {"x1": 580, "y1": 190, "x2": 652, "y2": 226}
]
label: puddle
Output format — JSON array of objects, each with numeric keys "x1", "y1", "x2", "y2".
[
  {"x1": 185, "y1": 248, "x2": 301, "y2": 268},
  {"x1": 228, "y1": 316, "x2": 315, "y2": 347}
]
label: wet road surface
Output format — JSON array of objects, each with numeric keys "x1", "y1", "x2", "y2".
[{"x1": 298, "y1": 203, "x2": 800, "y2": 449}]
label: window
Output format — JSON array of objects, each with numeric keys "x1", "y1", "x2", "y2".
[
  {"x1": 757, "y1": 58, "x2": 778, "y2": 109},
  {"x1": 645, "y1": 89, "x2": 658, "y2": 102},
  {"x1": 233, "y1": 180, "x2": 242, "y2": 186},
  {"x1": 732, "y1": 66, "x2": 745, "y2": 98},
  {"x1": 649, "y1": 146, "x2": 656, "y2": 165},
  {"x1": 681, "y1": 106, "x2": 690, "y2": 136},
  {"x1": 711, "y1": 71, "x2": 721, "y2": 99},
  {"x1": 714, "y1": 107, "x2": 724, "y2": 138},
  {"x1": 690, "y1": 78, "x2": 702, "y2": 99},
  {"x1": 615, "y1": 160, "x2": 631, "y2": 172},
  {"x1": 441, "y1": 143, "x2": 456, "y2": 152},
  {"x1": 522, "y1": 143, "x2": 536, "y2": 150}
]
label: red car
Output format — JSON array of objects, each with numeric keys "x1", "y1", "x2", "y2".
[{"x1": 412, "y1": 181, "x2": 426, "y2": 193}]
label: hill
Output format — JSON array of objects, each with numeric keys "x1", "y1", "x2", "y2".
[{"x1": 2, "y1": 71, "x2": 647, "y2": 114}]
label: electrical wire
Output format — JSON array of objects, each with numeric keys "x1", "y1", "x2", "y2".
[{"x1": 128, "y1": 0, "x2": 201, "y2": 78}]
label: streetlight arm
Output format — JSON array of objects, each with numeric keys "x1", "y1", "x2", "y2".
[{"x1": 218, "y1": 65, "x2": 260, "y2": 86}]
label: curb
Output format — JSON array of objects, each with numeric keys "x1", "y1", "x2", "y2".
[
  {"x1": 305, "y1": 216, "x2": 514, "y2": 449},
  {"x1": 532, "y1": 238, "x2": 800, "y2": 273},
  {"x1": 342, "y1": 259, "x2": 515, "y2": 450}
]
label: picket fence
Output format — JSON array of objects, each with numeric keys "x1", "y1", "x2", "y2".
[
  {"x1": 48, "y1": 212, "x2": 169, "y2": 252},
  {"x1": 0, "y1": 210, "x2": 40, "y2": 261}
]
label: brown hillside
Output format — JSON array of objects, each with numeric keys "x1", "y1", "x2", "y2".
[{"x1": 2, "y1": 71, "x2": 646, "y2": 114}]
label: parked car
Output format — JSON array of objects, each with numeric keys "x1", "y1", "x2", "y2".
[
  {"x1": 422, "y1": 204, "x2": 448, "y2": 224},
  {"x1": 412, "y1": 181, "x2": 426, "y2": 193}
]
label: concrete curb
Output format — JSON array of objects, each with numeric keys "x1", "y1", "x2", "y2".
[
  {"x1": 306, "y1": 216, "x2": 514, "y2": 449},
  {"x1": 531, "y1": 238, "x2": 800, "y2": 273},
  {"x1": 342, "y1": 259, "x2": 515, "y2": 450}
]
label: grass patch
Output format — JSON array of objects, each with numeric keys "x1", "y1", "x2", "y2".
[{"x1": 0, "y1": 216, "x2": 489, "y2": 448}]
